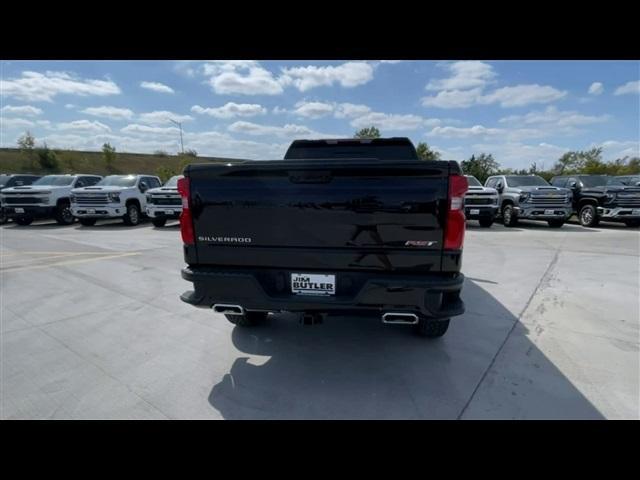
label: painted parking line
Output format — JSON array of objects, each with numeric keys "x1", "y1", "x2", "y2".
[{"x1": 0, "y1": 252, "x2": 140, "y2": 273}]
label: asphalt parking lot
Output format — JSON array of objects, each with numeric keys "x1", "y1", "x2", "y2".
[{"x1": 1, "y1": 218, "x2": 638, "y2": 419}]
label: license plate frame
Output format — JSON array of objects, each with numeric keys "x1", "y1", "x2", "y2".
[
  {"x1": 15, "y1": 207, "x2": 24, "y2": 213},
  {"x1": 165, "y1": 210, "x2": 175, "y2": 215},
  {"x1": 544, "y1": 209, "x2": 555, "y2": 215},
  {"x1": 291, "y1": 273, "x2": 336, "y2": 296},
  {"x1": 470, "y1": 209, "x2": 480, "y2": 215},
  {"x1": 87, "y1": 208, "x2": 96, "y2": 214},
  {"x1": 632, "y1": 209, "x2": 640, "y2": 216}
]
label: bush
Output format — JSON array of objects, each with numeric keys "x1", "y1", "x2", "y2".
[{"x1": 36, "y1": 144, "x2": 60, "y2": 172}]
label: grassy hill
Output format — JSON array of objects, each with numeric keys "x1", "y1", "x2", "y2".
[{"x1": 0, "y1": 148, "x2": 242, "y2": 182}]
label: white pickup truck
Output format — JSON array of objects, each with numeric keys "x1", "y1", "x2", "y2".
[
  {"x1": 145, "y1": 175, "x2": 183, "y2": 227},
  {"x1": 70, "y1": 174, "x2": 162, "y2": 226},
  {"x1": 1, "y1": 174, "x2": 102, "y2": 225}
]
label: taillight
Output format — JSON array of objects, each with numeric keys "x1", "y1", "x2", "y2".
[
  {"x1": 177, "y1": 177, "x2": 194, "y2": 245},
  {"x1": 444, "y1": 174, "x2": 468, "y2": 250}
]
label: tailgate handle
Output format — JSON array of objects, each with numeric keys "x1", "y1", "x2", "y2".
[{"x1": 289, "y1": 171, "x2": 332, "y2": 184}]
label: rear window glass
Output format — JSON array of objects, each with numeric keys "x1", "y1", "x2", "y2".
[{"x1": 285, "y1": 140, "x2": 419, "y2": 160}]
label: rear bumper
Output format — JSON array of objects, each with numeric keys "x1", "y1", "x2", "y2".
[
  {"x1": 3, "y1": 205, "x2": 55, "y2": 219},
  {"x1": 514, "y1": 205, "x2": 572, "y2": 220},
  {"x1": 180, "y1": 266, "x2": 465, "y2": 319},
  {"x1": 465, "y1": 206, "x2": 498, "y2": 219},
  {"x1": 146, "y1": 205, "x2": 182, "y2": 219},
  {"x1": 597, "y1": 206, "x2": 640, "y2": 220}
]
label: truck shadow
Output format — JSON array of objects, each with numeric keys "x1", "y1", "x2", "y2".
[
  {"x1": 1, "y1": 220, "x2": 74, "y2": 230},
  {"x1": 208, "y1": 280, "x2": 605, "y2": 419}
]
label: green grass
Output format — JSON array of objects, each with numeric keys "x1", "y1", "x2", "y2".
[{"x1": 0, "y1": 148, "x2": 241, "y2": 182}]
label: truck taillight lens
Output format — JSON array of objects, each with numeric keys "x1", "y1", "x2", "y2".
[
  {"x1": 444, "y1": 174, "x2": 468, "y2": 250},
  {"x1": 177, "y1": 177, "x2": 194, "y2": 245}
]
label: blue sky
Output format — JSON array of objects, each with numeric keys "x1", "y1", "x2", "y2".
[{"x1": 1, "y1": 60, "x2": 638, "y2": 169}]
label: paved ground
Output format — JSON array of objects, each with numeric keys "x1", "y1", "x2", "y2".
[{"x1": 1, "y1": 217, "x2": 638, "y2": 419}]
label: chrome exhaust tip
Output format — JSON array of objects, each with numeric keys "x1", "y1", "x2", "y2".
[
  {"x1": 213, "y1": 304, "x2": 245, "y2": 315},
  {"x1": 382, "y1": 312, "x2": 419, "y2": 325}
]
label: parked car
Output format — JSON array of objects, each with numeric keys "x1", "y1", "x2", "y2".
[
  {"x1": 179, "y1": 137, "x2": 468, "y2": 338},
  {"x1": 611, "y1": 175, "x2": 640, "y2": 187},
  {"x1": 485, "y1": 174, "x2": 572, "y2": 228},
  {"x1": 0, "y1": 174, "x2": 41, "y2": 224},
  {"x1": 145, "y1": 175, "x2": 183, "y2": 227},
  {"x1": 550, "y1": 174, "x2": 640, "y2": 227},
  {"x1": 71, "y1": 174, "x2": 161, "y2": 226},
  {"x1": 463, "y1": 175, "x2": 499, "y2": 227},
  {"x1": 1, "y1": 174, "x2": 102, "y2": 226}
]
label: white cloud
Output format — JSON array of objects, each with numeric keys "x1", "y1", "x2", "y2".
[
  {"x1": 421, "y1": 88, "x2": 484, "y2": 108},
  {"x1": 351, "y1": 112, "x2": 429, "y2": 131},
  {"x1": 64, "y1": 104, "x2": 76, "y2": 109},
  {"x1": 140, "y1": 81, "x2": 175, "y2": 94},
  {"x1": 422, "y1": 84, "x2": 566, "y2": 109},
  {"x1": 470, "y1": 142, "x2": 570, "y2": 170},
  {"x1": 291, "y1": 101, "x2": 335, "y2": 119},
  {"x1": 426, "y1": 61, "x2": 496, "y2": 91},
  {"x1": 137, "y1": 110, "x2": 193, "y2": 124},
  {"x1": 595, "y1": 140, "x2": 640, "y2": 160},
  {"x1": 202, "y1": 61, "x2": 284, "y2": 96},
  {"x1": 427, "y1": 125, "x2": 503, "y2": 139},
  {"x1": 191, "y1": 102, "x2": 266, "y2": 119},
  {"x1": 1, "y1": 117, "x2": 36, "y2": 129},
  {"x1": 1, "y1": 105, "x2": 43, "y2": 116},
  {"x1": 121, "y1": 124, "x2": 180, "y2": 136},
  {"x1": 281, "y1": 62, "x2": 374, "y2": 92},
  {"x1": 228, "y1": 121, "x2": 316, "y2": 138},
  {"x1": 56, "y1": 120, "x2": 111, "y2": 133},
  {"x1": 81, "y1": 105, "x2": 134, "y2": 120},
  {"x1": 478, "y1": 84, "x2": 567, "y2": 107},
  {"x1": 614, "y1": 80, "x2": 640, "y2": 96},
  {"x1": 0, "y1": 71, "x2": 120, "y2": 102},
  {"x1": 334, "y1": 103, "x2": 372, "y2": 118},
  {"x1": 499, "y1": 106, "x2": 609, "y2": 128},
  {"x1": 588, "y1": 82, "x2": 604, "y2": 95}
]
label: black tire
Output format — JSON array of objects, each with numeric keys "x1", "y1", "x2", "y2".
[
  {"x1": 152, "y1": 217, "x2": 167, "y2": 228},
  {"x1": 625, "y1": 220, "x2": 640, "y2": 228},
  {"x1": 578, "y1": 204, "x2": 599, "y2": 227},
  {"x1": 547, "y1": 219, "x2": 565, "y2": 228},
  {"x1": 225, "y1": 311, "x2": 269, "y2": 327},
  {"x1": 15, "y1": 216, "x2": 33, "y2": 226},
  {"x1": 0, "y1": 212, "x2": 7, "y2": 225},
  {"x1": 414, "y1": 317, "x2": 450, "y2": 338},
  {"x1": 79, "y1": 218, "x2": 97, "y2": 226},
  {"x1": 502, "y1": 204, "x2": 518, "y2": 227},
  {"x1": 478, "y1": 218, "x2": 494, "y2": 228},
  {"x1": 54, "y1": 201, "x2": 75, "y2": 225},
  {"x1": 123, "y1": 202, "x2": 141, "y2": 226}
]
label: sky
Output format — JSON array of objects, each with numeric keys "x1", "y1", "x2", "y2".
[{"x1": 1, "y1": 60, "x2": 639, "y2": 169}]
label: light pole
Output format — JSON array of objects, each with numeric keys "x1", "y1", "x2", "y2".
[{"x1": 170, "y1": 119, "x2": 184, "y2": 154}]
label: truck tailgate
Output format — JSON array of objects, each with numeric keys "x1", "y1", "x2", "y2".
[{"x1": 186, "y1": 160, "x2": 453, "y2": 273}]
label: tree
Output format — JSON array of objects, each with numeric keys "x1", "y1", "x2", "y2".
[
  {"x1": 184, "y1": 149, "x2": 198, "y2": 157},
  {"x1": 354, "y1": 126, "x2": 381, "y2": 139},
  {"x1": 156, "y1": 165, "x2": 178, "y2": 183},
  {"x1": 36, "y1": 143, "x2": 60, "y2": 172},
  {"x1": 461, "y1": 153, "x2": 500, "y2": 184},
  {"x1": 102, "y1": 143, "x2": 117, "y2": 173},
  {"x1": 552, "y1": 147, "x2": 604, "y2": 175},
  {"x1": 17, "y1": 131, "x2": 35, "y2": 153},
  {"x1": 415, "y1": 142, "x2": 441, "y2": 161}
]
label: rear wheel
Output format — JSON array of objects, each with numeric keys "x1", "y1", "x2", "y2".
[
  {"x1": 0, "y1": 212, "x2": 7, "y2": 224},
  {"x1": 579, "y1": 204, "x2": 599, "y2": 227},
  {"x1": 225, "y1": 311, "x2": 269, "y2": 327},
  {"x1": 502, "y1": 204, "x2": 518, "y2": 227},
  {"x1": 414, "y1": 317, "x2": 450, "y2": 338},
  {"x1": 54, "y1": 201, "x2": 74, "y2": 225},
  {"x1": 547, "y1": 219, "x2": 565, "y2": 228},
  {"x1": 478, "y1": 218, "x2": 494, "y2": 228},
  {"x1": 79, "y1": 218, "x2": 97, "y2": 226},
  {"x1": 123, "y1": 203, "x2": 141, "y2": 226},
  {"x1": 152, "y1": 217, "x2": 167, "y2": 228},
  {"x1": 625, "y1": 219, "x2": 640, "y2": 228},
  {"x1": 15, "y1": 216, "x2": 33, "y2": 226}
]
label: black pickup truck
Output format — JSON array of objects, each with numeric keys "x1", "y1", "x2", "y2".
[
  {"x1": 550, "y1": 174, "x2": 640, "y2": 227},
  {"x1": 179, "y1": 138, "x2": 468, "y2": 338}
]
